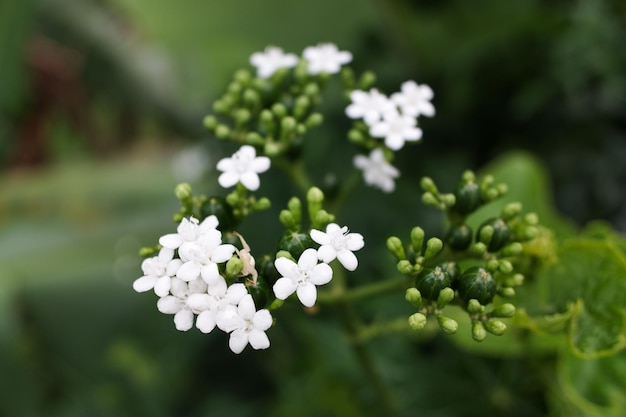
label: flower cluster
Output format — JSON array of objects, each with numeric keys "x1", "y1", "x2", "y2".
[
  {"x1": 133, "y1": 216, "x2": 272, "y2": 354},
  {"x1": 249, "y1": 43, "x2": 352, "y2": 78},
  {"x1": 348, "y1": 81, "x2": 435, "y2": 193}
]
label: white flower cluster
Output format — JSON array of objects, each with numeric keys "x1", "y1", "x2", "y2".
[
  {"x1": 133, "y1": 216, "x2": 272, "y2": 354},
  {"x1": 348, "y1": 81, "x2": 435, "y2": 193},
  {"x1": 249, "y1": 43, "x2": 352, "y2": 79},
  {"x1": 273, "y1": 223, "x2": 364, "y2": 307}
]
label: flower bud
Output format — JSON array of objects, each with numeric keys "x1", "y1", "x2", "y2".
[
  {"x1": 387, "y1": 236, "x2": 406, "y2": 260},
  {"x1": 260, "y1": 109, "x2": 275, "y2": 134},
  {"x1": 139, "y1": 246, "x2": 159, "y2": 258},
  {"x1": 477, "y1": 218, "x2": 510, "y2": 252},
  {"x1": 304, "y1": 82, "x2": 320, "y2": 97},
  {"x1": 501, "y1": 242, "x2": 523, "y2": 256},
  {"x1": 472, "y1": 321, "x2": 487, "y2": 342},
  {"x1": 485, "y1": 319, "x2": 507, "y2": 335},
  {"x1": 424, "y1": 238, "x2": 443, "y2": 260},
  {"x1": 307, "y1": 187, "x2": 324, "y2": 220},
  {"x1": 421, "y1": 192, "x2": 440, "y2": 208},
  {"x1": 358, "y1": 71, "x2": 376, "y2": 90},
  {"x1": 347, "y1": 129, "x2": 364, "y2": 143},
  {"x1": 445, "y1": 224, "x2": 473, "y2": 251},
  {"x1": 498, "y1": 287, "x2": 516, "y2": 298},
  {"x1": 437, "y1": 316, "x2": 458, "y2": 335},
  {"x1": 215, "y1": 124, "x2": 231, "y2": 139},
  {"x1": 287, "y1": 197, "x2": 302, "y2": 224},
  {"x1": 437, "y1": 287, "x2": 455, "y2": 308},
  {"x1": 485, "y1": 259, "x2": 499, "y2": 273},
  {"x1": 175, "y1": 182, "x2": 192, "y2": 201},
  {"x1": 272, "y1": 103, "x2": 288, "y2": 118},
  {"x1": 397, "y1": 260, "x2": 414, "y2": 275},
  {"x1": 203, "y1": 115, "x2": 218, "y2": 130},
  {"x1": 296, "y1": 124, "x2": 307, "y2": 135},
  {"x1": 279, "y1": 210, "x2": 297, "y2": 229},
  {"x1": 294, "y1": 95, "x2": 310, "y2": 119},
  {"x1": 420, "y1": 177, "x2": 438, "y2": 194},
  {"x1": 467, "y1": 299, "x2": 483, "y2": 314},
  {"x1": 496, "y1": 183, "x2": 508, "y2": 195},
  {"x1": 264, "y1": 141, "x2": 283, "y2": 157},
  {"x1": 243, "y1": 88, "x2": 260, "y2": 107},
  {"x1": 225, "y1": 255, "x2": 244, "y2": 279},
  {"x1": 498, "y1": 260, "x2": 513, "y2": 274},
  {"x1": 452, "y1": 179, "x2": 482, "y2": 214},
  {"x1": 524, "y1": 212, "x2": 539, "y2": 225},
  {"x1": 491, "y1": 303, "x2": 516, "y2": 318},
  {"x1": 410, "y1": 227, "x2": 425, "y2": 255},
  {"x1": 405, "y1": 288, "x2": 422, "y2": 308},
  {"x1": 470, "y1": 242, "x2": 487, "y2": 256},
  {"x1": 245, "y1": 132, "x2": 265, "y2": 146},
  {"x1": 314, "y1": 210, "x2": 335, "y2": 227},
  {"x1": 305, "y1": 113, "x2": 323, "y2": 128},
  {"x1": 501, "y1": 202, "x2": 522, "y2": 220},
  {"x1": 253, "y1": 197, "x2": 271, "y2": 211},
  {"x1": 234, "y1": 69, "x2": 252, "y2": 84},
  {"x1": 212, "y1": 99, "x2": 229, "y2": 113},
  {"x1": 234, "y1": 108, "x2": 251, "y2": 124},
  {"x1": 408, "y1": 313, "x2": 427, "y2": 331},
  {"x1": 280, "y1": 116, "x2": 297, "y2": 137},
  {"x1": 483, "y1": 188, "x2": 499, "y2": 201},
  {"x1": 227, "y1": 81, "x2": 242, "y2": 95},
  {"x1": 440, "y1": 193, "x2": 456, "y2": 208}
]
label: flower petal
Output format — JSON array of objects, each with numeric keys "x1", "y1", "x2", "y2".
[
  {"x1": 153, "y1": 276, "x2": 171, "y2": 297},
  {"x1": 229, "y1": 329, "x2": 249, "y2": 354},
  {"x1": 195, "y1": 310, "x2": 216, "y2": 333},
  {"x1": 253, "y1": 309, "x2": 273, "y2": 331},
  {"x1": 240, "y1": 172, "x2": 260, "y2": 191},
  {"x1": 248, "y1": 329, "x2": 270, "y2": 350},
  {"x1": 174, "y1": 309, "x2": 194, "y2": 331},
  {"x1": 200, "y1": 263, "x2": 220, "y2": 285},
  {"x1": 237, "y1": 294, "x2": 256, "y2": 320},
  {"x1": 310, "y1": 263, "x2": 333, "y2": 285},
  {"x1": 273, "y1": 277, "x2": 297, "y2": 300},
  {"x1": 211, "y1": 244, "x2": 236, "y2": 263},
  {"x1": 218, "y1": 171, "x2": 240, "y2": 188},
  {"x1": 158, "y1": 233, "x2": 183, "y2": 249},
  {"x1": 296, "y1": 282, "x2": 317, "y2": 307},
  {"x1": 298, "y1": 248, "x2": 319, "y2": 271},
  {"x1": 157, "y1": 296, "x2": 181, "y2": 314},
  {"x1": 250, "y1": 156, "x2": 270, "y2": 173},
  {"x1": 310, "y1": 229, "x2": 330, "y2": 245},
  {"x1": 316, "y1": 245, "x2": 337, "y2": 263},
  {"x1": 187, "y1": 293, "x2": 212, "y2": 311},
  {"x1": 337, "y1": 250, "x2": 359, "y2": 271},
  {"x1": 216, "y1": 309, "x2": 240, "y2": 333},
  {"x1": 133, "y1": 275, "x2": 156, "y2": 293},
  {"x1": 274, "y1": 257, "x2": 298, "y2": 278}
]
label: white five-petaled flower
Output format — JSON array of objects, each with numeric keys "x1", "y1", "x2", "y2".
[
  {"x1": 354, "y1": 148, "x2": 400, "y2": 193},
  {"x1": 391, "y1": 81, "x2": 435, "y2": 118},
  {"x1": 345, "y1": 89, "x2": 396, "y2": 126},
  {"x1": 157, "y1": 277, "x2": 209, "y2": 331},
  {"x1": 216, "y1": 145, "x2": 271, "y2": 191},
  {"x1": 310, "y1": 223, "x2": 364, "y2": 271},
  {"x1": 158, "y1": 216, "x2": 219, "y2": 250},
  {"x1": 249, "y1": 46, "x2": 298, "y2": 79},
  {"x1": 273, "y1": 248, "x2": 333, "y2": 307},
  {"x1": 217, "y1": 294, "x2": 273, "y2": 354},
  {"x1": 176, "y1": 229, "x2": 236, "y2": 285},
  {"x1": 369, "y1": 110, "x2": 423, "y2": 151},
  {"x1": 133, "y1": 248, "x2": 182, "y2": 297},
  {"x1": 302, "y1": 43, "x2": 352, "y2": 75},
  {"x1": 186, "y1": 279, "x2": 248, "y2": 334}
]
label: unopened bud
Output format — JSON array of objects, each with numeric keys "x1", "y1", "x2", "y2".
[
  {"x1": 279, "y1": 210, "x2": 296, "y2": 229},
  {"x1": 498, "y1": 260, "x2": 513, "y2": 274},
  {"x1": 234, "y1": 108, "x2": 251, "y2": 124},
  {"x1": 486, "y1": 259, "x2": 499, "y2": 273},
  {"x1": 467, "y1": 299, "x2": 483, "y2": 314},
  {"x1": 272, "y1": 103, "x2": 287, "y2": 118},
  {"x1": 437, "y1": 316, "x2": 458, "y2": 335},
  {"x1": 203, "y1": 115, "x2": 218, "y2": 130},
  {"x1": 358, "y1": 71, "x2": 377, "y2": 90},
  {"x1": 234, "y1": 69, "x2": 252, "y2": 84},
  {"x1": 294, "y1": 95, "x2": 310, "y2": 119},
  {"x1": 498, "y1": 287, "x2": 516, "y2": 298},
  {"x1": 420, "y1": 177, "x2": 438, "y2": 194},
  {"x1": 424, "y1": 238, "x2": 443, "y2": 260},
  {"x1": 491, "y1": 303, "x2": 516, "y2": 318},
  {"x1": 215, "y1": 124, "x2": 231, "y2": 139},
  {"x1": 287, "y1": 197, "x2": 302, "y2": 223},
  {"x1": 305, "y1": 113, "x2": 323, "y2": 128},
  {"x1": 405, "y1": 288, "x2": 422, "y2": 308},
  {"x1": 253, "y1": 197, "x2": 271, "y2": 211},
  {"x1": 410, "y1": 227, "x2": 425, "y2": 255},
  {"x1": 471, "y1": 242, "x2": 487, "y2": 256},
  {"x1": 243, "y1": 88, "x2": 260, "y2": 107},
  {"x1": 303, "y1": 82, "x2": 320, "y2": 97},
  {"x1": 437, "y1": 287, "x2": 455, "y2": 308},
  {"x1": 225, "y1": 255, "x2": 243, "y2": 279},
  {"x1": 472, "y1": 321, "x2": 487, "y2": 341},
  {"x1": 502, "y1": 242, "x2": 523, "y2": 256},
  {"x1": 524, "y1": 212, "x2": 539, "y2": 225},
  {"x1": 397, "y1": 260, "x2": 413, "y2": 275},
  {"x1": 478, "y1": 225, "x2": 494, "y2": 246},
  {"x1": 421, "y1": 192, "x2": 440, "y2": 208},
  {"x1": 387, "y1": 237, "x2": 406, "y2": 260},
  {"x1": 175, "y1": 182, "x2": 192, "y2": 201},
  {"x1": 408, "y1": 313, "x2": 427, "y2": 330},
  {"x1": 485, "y1": 319, "x2": 507, "y2": 335},
  {"x1": 502, "y1": 202, "x2": 522, "y2": 220}
]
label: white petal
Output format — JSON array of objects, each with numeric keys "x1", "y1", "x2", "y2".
[
  {"x1": 337, "y1": 250, "x2": 359, "y2": 271},
  {"x1": 166, "y1": 259, "x2": 183, "y2": 276},
  {"x1": 174, "y1": 309, "x2": 194, "y2": 331},
  {"x1": 195, "y1": 311, "x2": 216, "y2": 333},
  {"x1": 240, "y1": 172, "x2": 260, "y2": 191},
  {"x1": 237, "y1": 294, "x2": 256, "y2": 320},
  {"x1": 176, "y1": 261, "x2": 201, "y2": 282},
  {"x1": 159, "y1": 234, "x2": 183, "y2": 249},
  {"x1": 296, "y1": 283, "x2": 317, "y2": 307},
  {"x1": 347, "y1": 234, "x2": 365, "y2": 251},
  {"x1": 218, "y1": 172, "x2": 240, "y2": 188},
  {"x1": 274, "y1": 257, "x2": 298, "y2": 278},
  {"x1": 229, "y1": 329, "x2": 249, "y2": 354},
  {"x1": 298, "y1": 249, "x2": 319, "y2": 271},
  {"x1": 158, "y1": 248, "x2": 175, "y2": 262},
  {"x1": 169, "y1": 278, "x2": 187, "y2": 297},
  {"x1": 248, "y1": 329, "x2": 270, "y2": 350},
  {"x1": 187, "y1": 293, "x2": 212, "y2": 311},
  {"x1": 211, "y1": 244, "x2": 236, "y2": 263},
  {"x1": 200, "y1": 215, "x2": 219, "y2": 230},
  {"x1": 253, "y1": 309, "x2": 273, "y2": 331},
  {"x1": 157, "y1": 296, "x2": 181, "y2": 314},
  {"x1": 226, "y1": 283, "x2": 248, "y2": 304},
  {"x1": 216, "y1": 309, "x2": 241, "y2": 333},
  {"x1": 310, "y1": 263, "x2": 333, "y2": 285},
  {"x1": 153, "y1": 276, "x2": 172, "y2": 297},
  {"x1": 250, "y1": 156, "x2": 271, "y2": 173},
  {"x1": 216, "y1": 158, "x2": 234, "y2": 172},
  {"x1": 273, "y1": 277, "x2": 297, "y2": 300},
  {"x1": 316, "y1": 245, "x2": 337, "y2": 263},
  {"x1": 208, "y1": 276, "x2": 228, "y2": 296},
  {"x1": 310, "y1": 229, "x2": 330, "y2": 245},
  {"x1": 200, "y1": 263, "x2": 220, "y2": 285},
  {"x1": 133, "y1": 275, "x2": 156, "y2": 293},
  {"x1": 370, "y1": 122, "x2": 388, "y2": 138},
  {"x1": 385, "y1": 134, "x2": 405, "y2": 151}
]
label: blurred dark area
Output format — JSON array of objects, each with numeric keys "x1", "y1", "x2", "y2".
[{"x1": 1, "y1": 0, "x2": 625, "y2": 416}]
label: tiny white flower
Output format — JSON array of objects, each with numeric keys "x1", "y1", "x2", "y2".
[
  {"x1": 217, "y1": 294, "x2": 273, "y2": 354},
  {"x1": 176, "y1": 229, "x2": 236, "y2": 285},
  {"x1": 133, "y1": 248, "x2": 182, "y2": 297},
  {"x1": 250, "y1": 46, "x2": 298, "y2": 79},
  {"x1": 158, "y1": 216, "x2": 219, "y2": 250},
  {"x1": 273, "y1": 249, "x2": 333, "y2": 307},
  {"x1": 157, "y1": 277, "x2": 208, "y2": 331},
  {"x1": 302, "y1": 43, "x2": 352, "y2": 75},
  {"x1": 345, "y1": 89, "x2": 395, "y2": 126},
  {"x1": 391, "y1": 81, "x2": 435, "y2": 118},
  {"x1": 310, "y1": 223, "x2": 364, "y2": 271},
  {"x1": 369, "y1": 110, "x2": 423, "y2": 151},
  {"x1": 187, "y1": 279, "x2": 248, "y2": 334},
  {"x1": 216, "y1": 145, "x2": 271, "y2": 191},
  {"x1": 354, "y1": 148, "x2": 400, "y2": 193}
]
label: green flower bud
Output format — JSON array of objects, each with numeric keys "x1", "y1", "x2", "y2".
[
  {"x1": 234, "y1": 108, "x2": 251, "y2": 124},
  {"x1": 358, "y1": 71, "x2": 376, "y2": 90},
  {"x1": 278, "y1": 230, "x2": 313, "y2": 260},
  {"x1": 212, "y1": 99, "x2": 229, "y2": 113},
  {"x1": 501, "y1": 202, "x2": 522, "y2": 220},
  {"x1": 175, "y1": 182, "x2": 192, "y2": 201},
  {"x1": 305, "y1": 113, "x2": 323, "y2": 128},
  {"x1": 296, "y1": 124, "x2": 307, "y2": 135},
  {"x1": 486, "y1": 259, "x2": 499, "y2": 273},
  {"x1": 498, "y1": 287, "x2": 516, "y2": 298},
  {"x1": 225, "y1": 255, "x2": 243, "y2": 279},
  {"x1": 397, "y1": 260, "x2": 414, "y2": 275},
  {"x1": 243, "y1": 88, "x2": 260, "y2": 107},
  {"x1": 491, "y1": 303, "x2": 516, "y2": 318},
  {"x1": 524, "y1": 212, "x2": 539, "y2": 225},
  {"x1": 467, "y1": 299, "x2": 483, "y2": 314},
  {"x1": 421, "y1": 192, "x2": 440, "y2": 208},
  {"x1": 264, "y1": 141, "x2": 283, "y2": 157},
  {"x1": 501, "y1": 242, "x2": 523, "y2": 256},
  {"x1": 509, "y1": 273, "x2": 524, "y2": 286},
  {"x1": 483, "y1": 188, "x2": 499, "y2": 201},
  {"x1": 304, "y1": 82, "x2": 320, "y2": 97},
  {"x1": 347, "y1": 129, "x2": 364, "y2": 143},
  {"x1": 420, "y1": 177, "x2": 438, "y2": 194},
  {"x1": 408, "y1": 313, "x2": 427, "y2": 331},
  {"x1": 437, "y1": 287, "x2": 455, "y2": 308},
  {"x1": 457, "y1": 267, "x2": 497, "y2": 305},
  {"x1": 215, "y1": 124, "x2": 231, "y2": 139},
  {"x1": 279, "y1": 210, "x2": 297, "y2": 230},
  {"x1": 452, "y1": 179, "x2": 482, "y2": 214},
  {"x1": 498, "y1": 260, "x2": 513, "y2": 274},
  {"x1": 287, "y1": 197, "x2": 302, "y2": 223},
  {"x1": 470, "y1": 242, "x2": 487, "y2": 256},
  {"x1": 439, "y1": 261, "x2": 461, "y2": 286},
  {"x1": 410, "y1": 227, "x2": 425, "y2": 255},
  {"x1": 173, "y1": 212, "x2": 185, "y2": 222},
  {"x1": 424, "y1": 238, "x2": 443, "y2": 260},
  {"x1": 272, "y1": 103, "x2": 287, "y2": 118},
  {"x1": 313, "y1": 210, "x2": 335, "y2": 227},
  {"x1": 294, "y1": 95, "x2": 310, "y2": 119},
  {"x1": 245, "y1": 132, "x2": 265, "y2": 146},
  {"x1": 234, "y1": 69, "x2": 252, "y2": 84},
  {"x1": 523, "y1": 226, "x2": 538, "y2": 240},
  {"x1": 307, "y1": 186, "x2": 324, "y2": 221},
  {"x1": 415, "y1": 266, "x2": 452, "y2": 301},
  {"x1": 139, "y1": 246, "x2": 159, "y2": 258},
  {"x1": 472, "y1": 321, "x2": 487, "y2": 341},
  {"x1": 437, "y1": 316, "x2": 458, "y2": 335},
  {"x1": 440, "y1": 193, "x2": 456, "y2": 208},
  {"x1": 203, "y1": 115, "x2": 218, "y2": 130},
  {"x1": 445, "y1": 224, "x2": 473, "y2": 251},
  {"x1": 405, "y1": 287, "x2": 422, "y2": 308},
  {"x1": 477, "y1": 218, "x2": 510, "y2": 252},
  {"x1": 340, "y1": 67, "x2": 355, "y2": 88},
  {"x1": 387, "y1": 236, "x2": 406, "y2": 260},
  {"x1": 485, "y1": 319, "x2": 507, "y2": 335},
  {"x1": 227, "y1": 81, "x2": 242, "y2": 95},
  {"x1": 275, "y1": 250, "x2": 295, "y2": 263},
  {"x1": 280, "y1": 116, "x2": 297, "y2": 137},
  {"x1": 461, "y1": 170, "x2": 475, "y2": 182},
  {"x1": 496, "y1": 183, "x2": 508, "y2": 196}
]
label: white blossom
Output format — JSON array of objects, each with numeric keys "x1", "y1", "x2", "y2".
[
  {"x1": 157, "y1": 277, "x2": 208, "y2": 331},
  {"x1": 345, "y1": 89, "x2": 395, "y2": 126},
  {"x1": 273, "y1": 249, "x2": 333, "y2": 307},
  {"x1": 217, "y1": 294, "x2": 273, "y2": 354},
  {"x1": 250, "y1": 46, "x2": 298, "y2": 79},
  {"x1": 158, "y1": 216, "x2": 218, "y2": 250},
  {"x1": 187, "y1": 279, "x2": 248, "y2": 334},
  {"x1": 369, "y1": 110, "x2": 423, "y2": 151},
  {"x1": 391, "y1": 81, "x2": 435, "y2": 118},
  {"x1": 133, "y1": 248, "x2": 182, "y2": 297},
  {"x1": 354, "y1": 148, "x2": 400, "y2": 193},
  {"x1": 303, "y1": 43, "x2": 352, "y2": 75},
  {"x1": 216, "y1": 145, "x2": 271, "y2": 191},
  {"x1": 176, "y1": 229, "x2": 236, "y2": 285},
  {"x1": 310, "y1": 223, "x2": 364, "y2": 271}
]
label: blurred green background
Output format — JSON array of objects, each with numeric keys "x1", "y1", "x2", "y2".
[{"x1": 1, "y1": 0, "x2": 625, "y2": 416}]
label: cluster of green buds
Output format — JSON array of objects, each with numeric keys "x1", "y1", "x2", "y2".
[{"x1": 388, "y1": 170, "x2": 541, "y2": 341}]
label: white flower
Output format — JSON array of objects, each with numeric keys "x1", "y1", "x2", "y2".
[
  {"x1": 391, "y1": 81, "x2": 435, "y2": 118},
  {"x1": 217, "y1": 294, "x2": 273, "y2": 354},
  {"x1": 133, "y1": 248, "x2": 182, "y2": 297},
  {"x1": 345, "y1": 89, "x2": 395, "y2": 125},
  {"x1": 216, "y1": 145, "x2": 271, "y2": 191},
  {"x1": 176, "y1": 229, "x2": 236, "y2": 285},
  {"x1": 302, "y1": 43, "x2": 352, "y2": 75},
  {"x1": 158, "y1": 216, "x2": 219, "y2": 250},
  {"x1": 273, "y1": 249, "x2": 333, "y2": 307},
  {"x1": 354, "y1": 148, "x2": 400, "y2": 193},
  {"x1": 310, "y1": 223, "x2": 364, "y2": 271},
  {"x1": 157, "y1": 277, "x2": 208, "y2": 331},
  {"x1": 250, "y1": 46, "x2": 298, "y2": 79},
  {"x1": 187, "y1": 279, "x2": 248, "y2": 334},
  {"x1": 369, "y1": 110, "x2": 423, "y2": 151}
]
